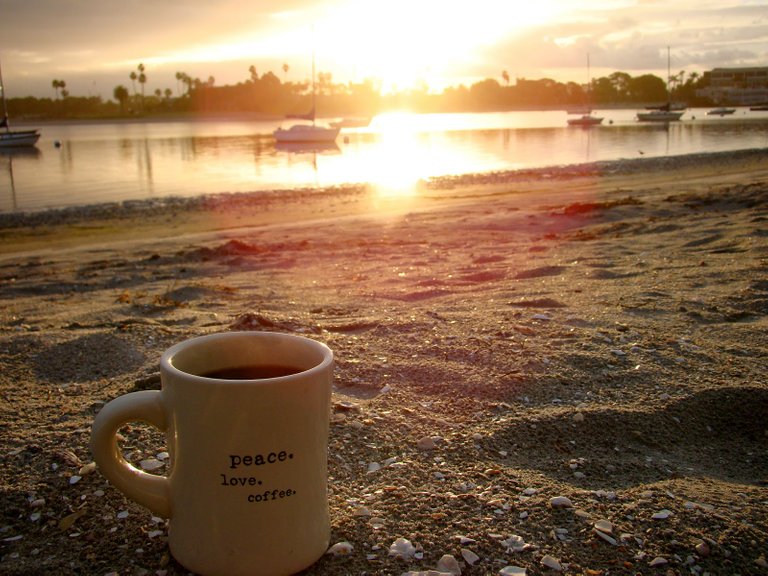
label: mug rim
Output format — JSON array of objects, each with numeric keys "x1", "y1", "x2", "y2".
[{"x1": 160, "y1": 331, "x2": 333, "y2": 383}]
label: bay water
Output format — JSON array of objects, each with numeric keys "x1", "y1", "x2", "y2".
[{"x1": 2, "y1": 108, "x2": 767, "y2": 213}]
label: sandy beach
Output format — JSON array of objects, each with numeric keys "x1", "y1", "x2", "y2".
[{"x1": 1, "y1": 150, "x2": 767, "y2": 575}]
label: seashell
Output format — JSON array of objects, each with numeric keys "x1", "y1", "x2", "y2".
[
  {"x1": 368, "y1": 516, "x2": 386, "y2": 529},
  {"x1": 652, "y1": 509, "x2": 672, "y2": 520},
  {"x1": 499, "y1": 567, "x2": 526, "y2": 576},
  {"x1": 139, "y1": 458, "x2": 163, "y2": 471},
  {"x1": 326, "y1": 541, "x2": 354, "y2": 556},
  {"x1": 593, "y1": 519, "x2": 613, "y2": 534},
  {"x1": 541, "y1": 555, "x2": 563, "y2": 570},
  {"x1": 593, "y1": 528, "x2": 617, "y2": 545},
  {"x1": 648, "y1": 556, "x2": 668, "y2": 567},
  {"x1": 501, "y1": 535, "x2": 526, "y2": 552}
]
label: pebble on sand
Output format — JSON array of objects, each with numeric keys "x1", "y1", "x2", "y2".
[
  {"x1": 549, "y1": 496, "x2": 573, "y2": 508},
  {"x1": 389, "y1": 537, "x2": 418, "y2": 560},
  {"x1": 435, "y1": 554, "x2": 462, "y2": 575},
  {"x1": 461, "y1": 548, "x2": 480, "y2": 565}
]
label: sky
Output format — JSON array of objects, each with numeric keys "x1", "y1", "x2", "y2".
[{"x1": 1, "y1": 0, "x2": 766, "y2": 100}]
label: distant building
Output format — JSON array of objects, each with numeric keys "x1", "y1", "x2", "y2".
[{"x1": 697, "y1": 67, "x2": 768, "y2": 105}]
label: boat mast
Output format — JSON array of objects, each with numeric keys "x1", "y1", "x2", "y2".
[
  {"x1": 586, "y1": 53, "x2": 591, "y2": 112},
  {"x1": 666, "y1": 46, "x2": 672, "y2": 106},
  {"x1": 0, "y1": 58, "x2": 10, "y2": 131},
  {"x1": 312, "y1": 47, "x2": 316, "y2": 127}
]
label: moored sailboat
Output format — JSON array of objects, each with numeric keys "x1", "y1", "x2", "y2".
[
  {"x1": 567, "y1": 54, "x2": 603, "y2": 127},
  {"x1": 274, "y1": 48, "x2": 339, "y2": 144},
  {"x1": 637, "y1": 47, "x2": 684, "y2": 122},
  {"x1": 0, "y1": 59, "x2": 40, "y2": 148}
]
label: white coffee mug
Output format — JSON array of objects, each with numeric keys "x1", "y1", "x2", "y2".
[{"x1": 90, "y1": 331, "x2": 334, "y2": 576}]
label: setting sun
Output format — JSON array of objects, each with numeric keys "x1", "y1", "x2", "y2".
[{"x1": 311, "y1": 0, "x2": 568, "y2": 92}]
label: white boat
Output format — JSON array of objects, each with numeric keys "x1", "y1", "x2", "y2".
[
  {"x1": 637, "y1": 107, "x2": 685, "y2": 122},
  {"x1": 637, "y1": 47, "x2": 685, "y2": 123},
  {"x1": 706, "y1": 107, "x2": 736, "y2": 116},
  {"x1": 0, "y1": 128, "x2": 40, "y2": 147},
  {"x1": 0, "y1": 60, "x2": 40, "y2": 148},
  {"x1": 567, "y1": 54, "x2": 603, "y2": 127},
  {"x1": 274, "y1": 47, "x2": 339, "y2": 144},
  {"x1": 274, "y1": 123, "x2": 339, "y2": 143},
  {"x1": 567, "y1": 114, "x2": 603, "y2": 126}
]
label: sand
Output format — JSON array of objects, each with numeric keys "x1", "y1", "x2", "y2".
[{"x1": 0, "y1": 150, "x2": 767, "y2": 575}]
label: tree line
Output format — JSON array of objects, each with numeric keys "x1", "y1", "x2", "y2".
[{"x1": 6, "y1": 64, "x2": 715, "y2": 120}]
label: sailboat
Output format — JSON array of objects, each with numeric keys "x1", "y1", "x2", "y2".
[
  {"x1": 567, "y1": 54, "x2": 603, "y2": 126},
  {"x1": 637, "y1": 47, "x2": 684, "y2": 122},
  {"x1": 274, "y1": 48, "x2": 339, "y2": 144},
  {"x1": 0, "y1": 59, "x2": 40, "y2": 148}
]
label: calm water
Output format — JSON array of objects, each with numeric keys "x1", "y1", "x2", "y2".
[{"x1": 2, "y1": 108, "x2": 767, "y2": 213}]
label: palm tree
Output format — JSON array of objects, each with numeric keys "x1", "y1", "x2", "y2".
[
  {"x1": 138, "y1": 63, "x2": 147, "y2": 111},
  {"x1": 282, "y1": 63, "x2": 289, "y2": 82},
  {"x1": 502, "y1": 70, "x2": 510, "y2": 86},
  {"x1": 52, "y1": 79, "x2": 65, "y2": 99},
  {"x1": 129, "y1": 71, "x2": 137, "y2": 97},
  {"x1": 249, "y1": 65, "x2": 258, "y2": 83}
]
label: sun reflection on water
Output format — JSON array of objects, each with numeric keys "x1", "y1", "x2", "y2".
[{"x1": 351, "y1": 111, "x2": 480, "y2": 200}]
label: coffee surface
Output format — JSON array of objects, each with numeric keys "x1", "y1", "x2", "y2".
[{"x1": 201, "y1": 364, "x2": 303, "y2": 380}]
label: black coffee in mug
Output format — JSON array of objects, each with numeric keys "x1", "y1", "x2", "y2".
[{"x1": 201, "y1": 364, "x2": 303, "y2": 380}]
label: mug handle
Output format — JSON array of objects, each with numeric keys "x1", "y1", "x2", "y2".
[{"x1": 90, "y1": 390, "x2": 171, "y2": 518}]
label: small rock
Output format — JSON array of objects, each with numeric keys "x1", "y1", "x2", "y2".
[
  {"x1": 572, "y1": 412, "x2": 584, "y2": 422},
  {"x1": 417, "y1": 436, "x2": 437, "y2": 450},
  {"x1": 648, "y1": 556, "x2": 668, "y2": 567},
  {"x1": 389, "y1": 537, "x2": 417, "y2": 560},
  {"x1": 436, "y1": 554, "x2": 462, "y2": 575},
  {"x1": 461, "y1": 548, "x2": 480, "y2": 565},
  {"x1": 549, "y1": 496, "x2": 573, "y2": 508},
  {"x1": 652, "y1": 509, "x2": 672, "y2": 520},
  {"x1": 695, "y1": 540, "x2": 711, "y2": 557}
]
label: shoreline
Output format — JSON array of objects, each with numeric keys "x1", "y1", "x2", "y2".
[
  {"x1": 0, "y1": 152, "x2": 766, "y2": 574},
  {"x1": 2, "y1": 147, "x2": 767, "y2": 243}
]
